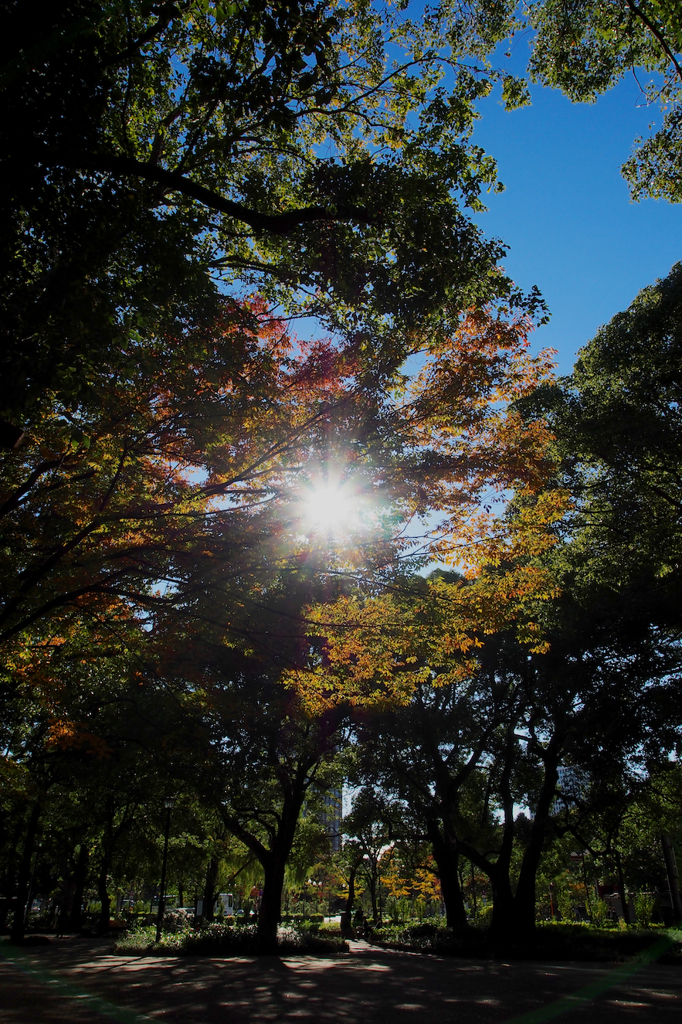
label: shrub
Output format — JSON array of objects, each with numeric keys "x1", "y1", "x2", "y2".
[
  {"x1": 634, "y1": 891, "x2": 656, "y2": 928},
  {"x1": 371, "y1": 920, "x2": 450, "y2": 951},
  {"x1": 590, "y1": 899, "x2": 609, "y2": 928},
  {"x1": 370, "y1": 920, "x2": 682, "y2": 962},
  {"x1": 163, "y1": 908, "x2": 193, "y2": 933},
  {"x1": 114, "y1": 922, "x2": 348, "y2": 957},
  {"x1": 473, "y1": 903, "x2": 493, "y2": 928},
  {"x1": 279, "y1": 914, "x2": 329, "y2": 932},
  {"x1": 115, "y1": 925, "x2": 186, "y2": 953},
  {"x1": 295, "y1": 918, "x2": 321, "y2": 933},
  {"x1": 318, "y1": 921, "x2": 342, "y2": 936}
]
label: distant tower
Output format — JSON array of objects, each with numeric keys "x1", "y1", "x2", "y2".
[
  {"x1": 319, "y1": 786, "x2": 342, "y2": 852},
  {"x1": 556, "y1": 766, "x2": 589, "y2": 806}
]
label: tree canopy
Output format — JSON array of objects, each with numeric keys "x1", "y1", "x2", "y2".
[
  {"x1": 530, "y1": 262, "x2": 682, "y2": 607},
  {"x1": 3, "y1": 0, "x2": 682, "y2": 949},
  {"x1": 447, "y1": 1, "x2": 682, "y2": 202},
  {"x1": 2, "y1": 0, "x2": 544, "y2": 435},
  {"x1": 526, "y1": 1, "x2": 682, "y2": 201}
]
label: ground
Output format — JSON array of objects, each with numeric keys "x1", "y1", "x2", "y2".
[{"x1": 1, "y1": 936, "x2": 681, "y2": 1023}]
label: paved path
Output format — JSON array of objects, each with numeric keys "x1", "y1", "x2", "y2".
[{"x1": 1, "y1": 936, "x2": 681, "y2": 1024}]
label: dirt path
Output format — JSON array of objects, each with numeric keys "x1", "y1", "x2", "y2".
[{"x1": 1, "y1": 936, "x2": 681, "y2": 1024}]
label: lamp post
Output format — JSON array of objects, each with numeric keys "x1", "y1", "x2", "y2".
[{"x1": 156, "y1": 796, "x2": 175, "y2": 943}]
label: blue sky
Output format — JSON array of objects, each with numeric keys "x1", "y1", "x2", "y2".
[{"x1": 471, "y1": 72, "x2": 682, "y2": 374}]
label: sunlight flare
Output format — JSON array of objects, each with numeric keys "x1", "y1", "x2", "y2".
[
  {"x1": 299, "y1": 474, "x2": 372, "y2": 539},
  {"x1": 302, "y1": 479, "x2": 355, "y2": 534}
]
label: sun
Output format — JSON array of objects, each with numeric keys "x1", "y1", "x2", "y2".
[{"x1": 301, "y1": 478, "x2": 357, "y2": 535}]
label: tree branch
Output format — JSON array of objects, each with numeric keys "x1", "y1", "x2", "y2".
[
  {"x1": 75, "y1": 154, "x2": 375, "y2": 234},
  {"x1": 0, "y1": 457, "x2": 63, "y2": 519},
  {"x1": 106, "y1": 2, "x2": 189, "y2": 68},
  {"x1": 624, "y1": 0, "x2": 682, "y2": 84}
]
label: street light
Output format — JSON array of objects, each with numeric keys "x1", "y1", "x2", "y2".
[{"x1": 156, "y1": 796, "x2": 175, "y2": 943}]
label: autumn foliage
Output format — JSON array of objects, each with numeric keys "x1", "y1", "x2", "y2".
[{"x1": 285, "y1": 309, "x2": 568, "y2": 711}]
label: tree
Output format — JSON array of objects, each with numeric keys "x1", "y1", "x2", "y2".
[
  {"x1": 530, "y1": 262, "x2": 682, "y2": 599},
  {"x1": 2, "y1": 12, "x2": 558, "y2": 916},
  {"x1": 3, "y1": 653, "x2": 188, "y2": 938},
  {"x1": 511, "y1": 266, "x2": 682, "y2": 926},
  {"x1": 1, "y1": 301, "x2": 560, "y2": 949},
  {"x1": 547, "y1": 760, "x2": 682, "y2": 925},
  {"x1": 276, "y1": 305, "x2": 568, "y2": 939},
  {"x1": 346, "y1": 622, "x2": 550, "y2": 939},
  {"x1": 0, "y1": 298, "x2": 387, "y2": 700},
  {"x1": 457, "y1": 2, "x2": 682, "y2": 201},
  {"x1": 3, "y1": 4, "x2": 576, "y2": 949},
  {"x1": 181, "y1": 610, "x2": 350, "y2": 943},
  {"x1": 349, "y1": 656, "x2": 504, "y2": 931},
  {"x1": 341, "y1": 788, "x2": 396, "y2": 925},
  {"x1": 286, "y1": 307, "x2": 566, "y2": 712},
  {"x1": 1, "y1": 301, "x2": 559, "y2": 800},
  {"x1": 1, "y1": 0, "x2": 536, "y2": 434},
  {"x1": 518, "y1": 2, "x2": 682, "y2": 201},
  {"x1": 335, "y1": 838, "x2": 366, "y2": 918},
  {"x1": 342, "y1": 578, "x2": 682, "y2": 940},
  {"x1": 2, "y1": 0, "x2": 548, "y2": 692}
]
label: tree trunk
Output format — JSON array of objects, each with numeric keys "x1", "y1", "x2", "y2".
[
  {"x1": 203, "y1": 857, "x2": 219, "y2": 921},
  {"x1": 258, "y1": 854, "x2": 286, "y2": 945},
  {"x1": 345, "y1": 863, "x2": 359, "y2": 915},
  {"x1": 68, "y1": 843, "x2": 88, "y2": 932},
  {"x1": 488, "y1": 866, "x2": 517, "y2": 944},
  {"x1": 661, "y1": 835, "x2": 682, "y2": 925},
  {"x1": 615, "y1": 849, "x2": 630, "y2": 924},
  {"x1": 1, "y1": 820, "x2": 22, "y2": 932},
  {"x1": 218, "y1": 755, "x2": 320, "y2": 945},
  {"x1": 484, "y1": 726, "x2": 519, "y2": 945},
  {"x1": 10, "y1": 802, "x2": 41, "y2": 944},
  {"x1": 97, "y1": 855, "x2": 111, "y2": 934},
  {"x1": 364, "y1": 863, "x2": 378, "y2": 925},
  {"x1": 514, "y1": 747, "x2": 560, "y2": 938},
  {"x1": 96, "y1": 801, "x2": 135, "y2": 934},
  {"x1": 514, "y1": 840, "x2": 545, "y2": 937},
  {"x1": 427, "y1": 820, "x2": 467, "y2": 928},
  {"x1": 252, "y1": 782, "x2": 309, "y2": 942}
]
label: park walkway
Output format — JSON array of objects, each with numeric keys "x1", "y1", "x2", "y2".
[{"x1": 1, "y1": 935, "x2": 681, "y2": 1024}]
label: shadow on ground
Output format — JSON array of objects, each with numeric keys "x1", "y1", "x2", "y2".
[{"x1": 1, "y1": 936, "x2": 681, "y2": 1023}]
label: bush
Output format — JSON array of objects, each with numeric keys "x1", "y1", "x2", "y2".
[
  {"x1": 115, "y1": 925, "x2": 186, "y2": 953},
  {"x1": 370, "y1": 920, "x2": 681, "y2": 963},
  {"x1": 526, "y1": 923, "x2": 679, "y2": 962},
  {"x1": 318, "y1": 921, "x2": 342, "y2": 936},
  {"x1": 589, "y1": 899, "x2": 609, "y2": 928},
  {"x1": 474, "y1": 903, "x2": 493, "y2": 927},
  {"x1": 296, "y1": 918, "x2": 321, "y2": 933},
  {"x1": 634, "y1": 891, "x2": 656, "y2": 928},
  {"x1": 371, "y1": 919, "x2": 451, "y2": 951},
  {"x1": 114, "y1": 922, "x2": 348, "y2": 957},
  {"x1": 279, "y1": 913, "x2": 328, "y2": 932},
  {"x1": 163, "y1": 908, "x2": 193, "y2": 933},
  {"x1": 373, "y1": 922, "x2": 484, "y2": 956}
]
